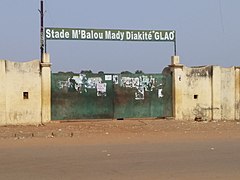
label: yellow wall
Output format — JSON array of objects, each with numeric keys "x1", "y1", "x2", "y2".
[
  {"x1": 0, "y1": 54, "x2": 239, "y2": 124},
  {"x1": 171, "y1": 56, "x2": 240, "y2": 121},
  {"x1": 0, "y1": 54, "x2": 51, "y2": 125}
]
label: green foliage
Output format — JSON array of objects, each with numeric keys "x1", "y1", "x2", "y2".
[
  {"x1": 80, "y1": 70, "x2": 92, "y2": 74},
  {"x1": 98, "y1": 71, "x2": 104, "y2": 74},
  {"x1": 121, "y1": 71, "x2": 132, "y2": 74},
  {"x1": 135, "y1": 70, "x2": 144, "y2": 74}
]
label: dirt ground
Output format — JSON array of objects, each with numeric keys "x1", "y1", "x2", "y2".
[
  {"x1": 1, "y1": 119, "x2": 240, "y2": 144},
  {"x1": 1, "y1": 119, "x2": 240, "y2": 180}
]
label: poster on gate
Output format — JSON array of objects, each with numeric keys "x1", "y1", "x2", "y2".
[{"x1": 97, "y1": 83, "x2": 107, "y2": 97}]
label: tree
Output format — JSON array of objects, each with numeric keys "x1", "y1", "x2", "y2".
[
  {"x1": 121, "y1": 71, "x2": 132, "y2": 74},
  {"x1": 135, "y1": 70, "x2": 144, "y2": 74},
  {"x1": 80, "y1": 70, "x2": 92, "y2": 74}
]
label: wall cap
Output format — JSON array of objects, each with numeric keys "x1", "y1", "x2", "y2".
[
  {"x1": 169, "y1": 64, "x2": 184, "y2": 69},
  {"x1": 41, "y1": 63, "x2": 52, "y2": 68}
]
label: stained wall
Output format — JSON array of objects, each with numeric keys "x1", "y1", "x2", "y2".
[
  {"x1": 171, "y1": 56, "x2": 240, "y2": 121},
  {"x1": 0, "y1": 54, "x2": 51, "y2": 125}
]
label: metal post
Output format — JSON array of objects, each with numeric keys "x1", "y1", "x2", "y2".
[
  {"x1": 45, "y1": 35, "x2": 47, "y2": 53},
  {"x1": 174, "y1": 32, "x2": 177, "y2": 56},
  {"x1": 39, "y1": 0, "x2": 44, "y2": 62}
]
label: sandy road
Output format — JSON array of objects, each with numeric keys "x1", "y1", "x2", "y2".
[{"x1": 1, "y1": 119, "x2": 240, "y2": 180}]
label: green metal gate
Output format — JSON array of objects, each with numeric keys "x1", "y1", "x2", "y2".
[
  {"x1": 113, "y1": 73, "x2": 172, "y2": 119},
  {"x1": 51, "y1": 72, "x2": 114, "y2": 120},
  {"x1": 51, "y1": 71, "x2": 172, "y2": 120}
]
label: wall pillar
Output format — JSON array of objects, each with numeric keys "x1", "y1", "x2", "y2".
[
  {"x1": 169, "y1": 56, "x2": 183, "y2": 120},
  {"x1": 0, "y1": 60, "x2": 6, "y2": 125},
  {"x1": 211, "y1": 66, "x2": 221, "y2": 121},
  {"x1": 41, "y1": 53, "x2": 51, "y2": 124},
  {"x1": 235, "y1": 67, "x2": 240, "y2": 120}
]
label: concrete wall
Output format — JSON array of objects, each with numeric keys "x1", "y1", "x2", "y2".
[
  {"x1": 171, "y1": 56, "x2": 240, "y2": 121},
  {"x1": 0, "y1": 54, "x2": 239, "y2": 124},
  {"x1": 0, "y1": 54, "x2": 51, "y2": 125}
]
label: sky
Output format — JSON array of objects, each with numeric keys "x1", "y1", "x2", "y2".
[{"x1": 0, "y1": 0, "x2": 239, "y2": 73}]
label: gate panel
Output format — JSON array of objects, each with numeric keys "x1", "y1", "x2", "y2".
[
  {"x1": 113, "y1": 73, "x2": 172, "y2": 119},
  {"x1": 51, "y1": 72, "x2": 114, "y2": 120},
  {"x1": 51, "y1": 72, "x2": 172, "y2": 120}
]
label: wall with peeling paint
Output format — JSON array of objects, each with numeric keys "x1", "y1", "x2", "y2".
[
  {"x1": 0, "y1": 54, "x2": 51, "y2": 125},
  {"x1": 51, "y1": 72, "x2": 114, "y2": 120},
  {"x1": 114, "y1": 73, "x2": 172, "y2": 119},
  {"x1": 182, "y1": 66, "x2": 212, "y2": 120},
  {"x1": 1, "y1": 54, "x2": 238, "y2": 124},
  {"x1": 171, "y1": 56, "x2": 240, "y2": 121}
]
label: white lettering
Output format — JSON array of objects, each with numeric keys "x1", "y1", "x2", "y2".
[
  {"x1": 126, "y1": 31, "x2": 131, "y2": 40},
  {"x1": 154, "y1": 31, "x2": 175, "y2": 41},
  {"x1": 81, "y1": 30, "x2": 86, "y2": 39},
  {"x1": 169, "y1": 31, "x2": 175, "y2": 41},
  {"x1": 45, "y1": 29, "x2": 70, "y2": 39},
  {"x1": 164, "y1": 32, "x2": 169, "y2": 40},
  {"x1": 72, "y1": 30, "x2": 80, "y2": 39},
  {"x1": 105, "y1": 31, "x2": 124, "y2": 40},
  {"x1": 154, "y1": 32, "x2": 158, "y2": 40},
  {"x1": 65, "y1": 32, "x2": 70, "y2": 39},
  {"x1": 45, "y1": 29, "x2": 51, "y2": 39},
  {"x1": 105, "y1": 31, "x2": 112, "y2": 39},
  {"x1": 125, "y1": 31, "x2": 153, "y2": 41},
  {"x1": 46, "y1": 28, "x2": 175, "y2": 41}
]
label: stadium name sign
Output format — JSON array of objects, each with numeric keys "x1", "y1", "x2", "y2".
[{"x1": 45, "y1": 28, "x2": 176, "y2": 42}]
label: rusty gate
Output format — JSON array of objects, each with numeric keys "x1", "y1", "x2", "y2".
[{"x1": 51, "y1": 71, "x2": 172, "y2": 120}]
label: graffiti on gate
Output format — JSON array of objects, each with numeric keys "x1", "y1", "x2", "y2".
[
  {"x1": 52, "y1": 72, "x2": 173, "y2": 120},
  {"x1": 120, "y1": 75, "x2": 155, "y2": 91},
  {"x1": 56, "y1": 74, "x2": 164, "y2": 99},
  {"x1": 117, "y1": 75, "x2": 164, "y2": 100},
  {"x1": 57, "y1": 74, "x2": 106, "y2": 95}
]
